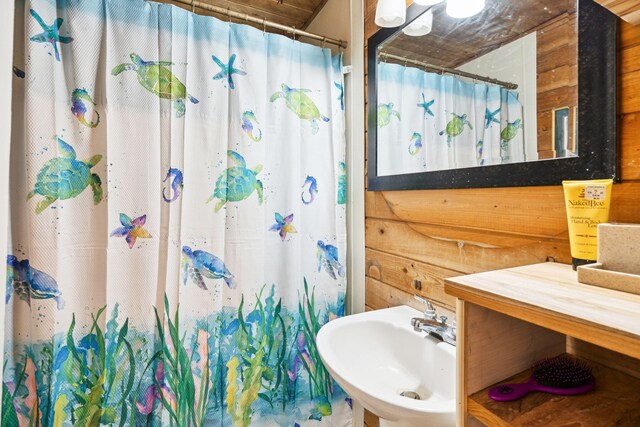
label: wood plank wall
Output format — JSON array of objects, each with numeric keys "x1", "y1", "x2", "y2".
[
  {"x1": 537, "y1": 13, "x2": 577, "y2": 159},
  {"x1": 596, "y1": 0, "x2": 640, "y2": 26},
  {"x1": 363, "y1": 2, "x2": 640, "y2": 425}
]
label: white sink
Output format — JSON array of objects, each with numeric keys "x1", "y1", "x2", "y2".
[{"x1": 317, "y1": 305, "x2": 456, "y2": 427}]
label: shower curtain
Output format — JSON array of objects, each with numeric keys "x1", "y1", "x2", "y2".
[
  {"x1": 5, "y1": 0, "x2": 349, "y2": 426},
  {"x1": 376, "y1": 61, "x2": 525, "y2": 176}
]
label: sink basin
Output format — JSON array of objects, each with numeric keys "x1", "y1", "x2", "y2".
[{"x1": 317, "y1": 305, "x2": 456, "y2": 427}]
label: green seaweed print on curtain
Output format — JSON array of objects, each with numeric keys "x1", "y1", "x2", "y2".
[
  {"x1": 2, "y1": 280, "x2": 347, "y2": 426},
  {"x1": 8, "y1": 0, "x2": 348, "y2": 425}
]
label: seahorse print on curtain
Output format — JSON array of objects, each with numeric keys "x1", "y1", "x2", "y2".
[
  {"x1": 376, "y1": 61, "x2": 525, "y2": 176},
  {"x1": 5, "y1": 0, "x2": 349, "y2": 426}
]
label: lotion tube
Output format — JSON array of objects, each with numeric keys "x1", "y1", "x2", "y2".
[{"x1": 562, "y1": 179, "x2": 613, "y2": 270}]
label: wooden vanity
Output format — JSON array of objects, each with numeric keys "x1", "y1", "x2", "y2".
[{"x1": 445, "y1": 262, "x2": 640, "y2": 426}]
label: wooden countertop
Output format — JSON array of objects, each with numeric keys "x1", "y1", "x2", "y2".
[{"x1": 445, "y1": 262, "x2": 640, "y2": 359}]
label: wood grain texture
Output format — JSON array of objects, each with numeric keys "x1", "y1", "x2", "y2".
[
  {"x1": 365, "y1": 16, "x2": 640, "y2": 307},
  {"x1": 364, "y1": 3, "x2": 640, "y2": 424},
  {"x1": 365, "y1": 276, "x2": 455, "y2": 319},
  {"x1": 537, "y1": 13, "x2": 577, "y2": 156},
  {"x1": 621, "y1": 113, "x2": 640, "y2": 179},
  {"x1": 596, "y1": 0, "x2": 640, "y2": 25},
  {"x1": 568, "y1": 337, "x2": 640, "y2": 379},
  {"x1": 366, "y1": 248, "x2": 458, "y2": 309},
  {"x1": 364, "y1": 409, "x2": 380, "y2": 427},
  {"x1": 382, "y1": 1, "x2": 576, "y2": 69},
  {"x1": 155, "y1": 0, "x2": 322, "y2": 31},
  {"x1": 461, "y1": 301, "x2": 566, "y2": 395},
  {"x1": 445, "y1": 263, "x2": 640, "y2": 359},
  {"x1": 366, "y1": 218, "x2": 571, "y2": 274},
  {"x1": 621, "y1": 17, "x2": 640, "y2": 47},
  {"x1": 468, "y1": 357, "x2": 640, "y2": 426},
  {"x1": 456, "y1": 300, "x2": 467, "y2": 427}
]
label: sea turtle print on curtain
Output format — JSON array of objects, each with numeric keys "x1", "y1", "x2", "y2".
[
  {"x1": 376, "y1": 61, "x2": 525, "y2": 176},
  {"x1": 5, "y1": 0, "x2": 349, "y2": 426}
]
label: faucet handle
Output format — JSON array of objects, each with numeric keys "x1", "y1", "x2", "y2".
[
  {"x1": 447, "y1": 320, "x2": 457, "y2": 340},
  {"x1": 414, "y1": 295, "x2": 436, "y2": 320},
  {"x1": 439, "y1": 315, "x2": 448, "y2": 325}
]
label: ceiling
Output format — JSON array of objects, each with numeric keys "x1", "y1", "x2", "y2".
[
  {"x1": 155, "y1": 0, "x2": 329, "y2": 31},
  {"x1": 380, "y1": 0, "x2": 576, "y2": 69}
]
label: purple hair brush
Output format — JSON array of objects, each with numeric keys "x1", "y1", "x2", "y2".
[{"x1": 488, "y1": 354, "x2": 596, "y2": 402}]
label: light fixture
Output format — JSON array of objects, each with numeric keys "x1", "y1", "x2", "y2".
[
  {"x1": 402, "y1": 9, "x2": 433, "y2": 37},
  {"x1": 375, "y1": 0, "x2": 406, "y2": 28},
  {"x1": 446, "y1": 0, "x2": 485, "y2": 18},
  {"x1": 413, "y1": 0, "x2": 444, "y2": 5}
]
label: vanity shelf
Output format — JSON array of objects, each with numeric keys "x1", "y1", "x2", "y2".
[
  {"x1": 467, "y1": 357, "x2": 640, "y2": 426},
  {"x1": 445, "y1": 262, "x2": 640, "y2": 426}
]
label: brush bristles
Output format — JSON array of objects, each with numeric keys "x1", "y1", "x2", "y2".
[{"x1": 532, "y1": 354, "x2": 594, "y2": 389}]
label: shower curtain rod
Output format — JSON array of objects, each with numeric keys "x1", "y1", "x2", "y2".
[
  {"x1": 379, "y1": 52, "x2": 518, "y2": 90},
  {"x1": 152, "y1": 0, "x2": 348, "y2": 49}
]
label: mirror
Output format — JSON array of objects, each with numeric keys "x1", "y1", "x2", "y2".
[{"x1": 367, "y1": 0, "x2": 618, "y2": 191}]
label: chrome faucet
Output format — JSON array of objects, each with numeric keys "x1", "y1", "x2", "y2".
[{"x1": 411, "y1": 295, "x2": 457, "y2": 346}]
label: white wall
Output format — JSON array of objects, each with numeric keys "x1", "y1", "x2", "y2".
[
  {"x1": 458, "y1": 32, "x2": 538, "y2": 161},
  {"x1": 306, "y1": 0, "x2": 351, "y2": 62},
  {"x1": 0, "y1": 0, "x2": 16, "y2": 422}
]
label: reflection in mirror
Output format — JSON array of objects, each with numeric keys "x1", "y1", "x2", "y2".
[{"x1": 376, "y1": 0, "x2": 577, "y2": 177}]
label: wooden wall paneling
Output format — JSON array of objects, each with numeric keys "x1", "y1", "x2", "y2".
[
  {"x1": 366, "y1": 248, "x2": 458, "y2": 309},
  {"x1": 365, "y1": 276, "x2": 455, "y2": 319},
  {"x1": 620, "y1": 113, "x2": 640, "y2": 180},
  {"x1": 537, "y1": 111, "x2": 555, "y2": 157},
  {"x1": 621, "y1": 17, "x2": 640, "y2": 47},
  {"x1": 620, "y1": 40, "x2": 640, "y2": 74},
  {"x1": 369, "y1": 186, "x2": 569, "y2": 237},
  {"x1": 596, "y1": 0, "x2": 640, "y2": 26},
  {"x1": 567, "y1": 337, "x2": 640, "y2": 379},
  {"x1": 365, "y1": 191, "x2": 398, "y2": 221},
  {"x1": 620, "y1": 69, "x2": 640, "y2": 113},
  {"x1": 537, "y1": 65, "x2": 577, "y2": 94},
  {"x1": 536, "y1": 85, "x2": 577, "y2": 111},
  {"x1": 537, "y1": 13, "x2": 577, "y2": 158},
  {"x1": 372, "y1": 183, "x2": 640, "y2": 232},
  {"x1": 366, "y1": 218, "x2": 571, "y2": 274},
  {"x1": 364, "y1": 2, "x2": 640, "y2": 424}
]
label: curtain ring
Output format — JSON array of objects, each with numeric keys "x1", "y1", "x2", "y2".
[
  {"x1": 227, "y1": 7, "x2": 231, "y2": 22},
  {"x1": 191, "y1": 0, "x2": 195, "y2": 13},
  {"x1": 322, "y1": 36, "x2": 326, "y2": 49},
  {"x1": 263, "y1": 18, "x2": 267, "y2": 34},
  {"x1": 292, "y1": 27, "x2": 297, "y2": 41}
]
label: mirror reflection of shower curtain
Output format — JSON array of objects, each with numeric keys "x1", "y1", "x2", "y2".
[{"x1": 376, "y1": 62, "x2": 525, "y2": 176}]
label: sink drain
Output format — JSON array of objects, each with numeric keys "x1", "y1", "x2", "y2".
[{"x1": 399, "y1": 391, "x2": 421, "y2": 400}]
